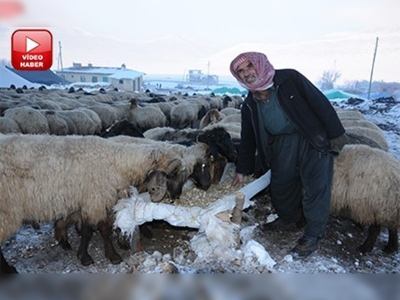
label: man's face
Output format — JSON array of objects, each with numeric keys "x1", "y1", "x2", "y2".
[{"x1": 236, "y1": 59, "x2": 258, "y2": 86}]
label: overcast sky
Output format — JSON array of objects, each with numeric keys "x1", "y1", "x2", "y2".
[{"x1": 2, "y1": 0, "x2": 400, "y2": 50}]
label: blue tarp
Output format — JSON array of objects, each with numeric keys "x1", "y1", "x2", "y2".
[
  {"x1": 323, "y1": 89, "x2": 360, "y2": 100},
  {"x1": 212, "y1": 87, "x2": 247, "y2": 95}
]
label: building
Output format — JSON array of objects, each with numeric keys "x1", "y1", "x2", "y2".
[
  {"x1": 7, "y1": 66, "x2": 65, "y2": 86},
  {"x1": 56, "y1": 63, "x2": 144, "y2": 92},
  {"x1": 186, "y1": 69, "x2": 218, "y2": 86}
]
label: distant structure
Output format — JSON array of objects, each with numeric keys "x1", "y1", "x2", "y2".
[
  {"x1": 186, "y1": 69, "x2": 218, "y2": 86},
  {"x1": 56, "y1": 63, "x2": 144, "y2": 92}
]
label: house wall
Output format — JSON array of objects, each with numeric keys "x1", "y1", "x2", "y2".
[
  {"x1": 110, "y1": 77, "x2": 143, "y2": 92},
  {"x1": 57, "y1": 72, "x2": 110, "y2": 84}
]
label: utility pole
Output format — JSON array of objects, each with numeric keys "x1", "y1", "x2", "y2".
[
  {"x1": 58, "y1": 41, "x2": 65, "y2": 86},
  {"x1": 367, "y1": 37, "x2": 379, "y2": 101},
  {"x1": 206, "y1": 61, "x2": 210, "y2": 89}
]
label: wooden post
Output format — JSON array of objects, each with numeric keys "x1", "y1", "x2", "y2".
[{"x1": 232, "y1": 191, "x2": 245, "y2": 225}]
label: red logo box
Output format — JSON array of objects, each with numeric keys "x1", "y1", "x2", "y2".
[{"x1": 11, "y1": 29, "x2": 53, "y2": 71}]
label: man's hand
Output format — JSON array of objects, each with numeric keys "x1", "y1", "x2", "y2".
[
  {"x1": 232, "y1": 173, "x2": 244, "y2": 187},
  {"x1": 329, "y1": 133, "x2": 349, "y2": 156}
]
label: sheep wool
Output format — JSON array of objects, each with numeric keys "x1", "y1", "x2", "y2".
[
  {"x1": 0, "y1": 134, "x2": 184, "y2": 244},
  {"x1": 331, "y1": 144, "x2": 400, "y2": 240}
]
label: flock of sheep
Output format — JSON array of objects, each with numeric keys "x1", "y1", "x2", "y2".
[{"x1": 0, "y1": 84, "x2": 400, "y2": 274}]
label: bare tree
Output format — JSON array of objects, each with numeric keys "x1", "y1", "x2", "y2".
[
  {"x1": 319, "y1": 69, "x2": 341, "y2": 91},
  {"x1": 0, "y1": 59, "x2": 11, "y2": 67}
]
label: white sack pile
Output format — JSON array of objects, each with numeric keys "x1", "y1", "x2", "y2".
[{"x1": 113, "y1": 169, "x2": 276, "y2": 270}]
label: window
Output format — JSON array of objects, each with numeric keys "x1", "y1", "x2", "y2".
[
  {"x1": 102, "y1": 77, "x2": 108, "y2": 82},
  {"x1": 80, "y1": 75, "x2": 86, "y2": 82},
  {"x1": 92, "y1": 76, "x2": 98, "y2": 83},
  {"x1": 119, "y1": 79, "x2": 123, "y2": 84}
]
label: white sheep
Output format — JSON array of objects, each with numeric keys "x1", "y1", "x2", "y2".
[
  {"x1": 128, "y1": 99, "x2": 167, "y2": 132},
  {"x1": 220, "y1": 107, "x2": 241, "y2": 116},
  {"x1": 331, "y1": 144, "x2": 400, "y2": 254},
  {"x1": 0, "y1": 134, "x2": 186, "y2": 273},
  {"x1": 336, "y1": 108, "x2": 366, "y2": 120},
  {"x1": 169, "y1": 101, "x2": 199, "y2": 129},
  {"x1": 39, "y1": 110, "x2": 70, "y2": 135},
  {"x1": 344, "y1": 126, "x2": 389, "y2": 151},
  {"x1": 89, "y1": 104, "x2": 121, "y2": 130},
  {"x1": 3, "y1": 106, "x2": 50, "y2": 134},
  {"x1": 199, "y1": 108, "x2": 225, "y2": 129},
  {"x1": 0, "y1": 116, "x2": 22, "y2": 134},
  {"x1": 57, "y1": 109, "x2": 98, "y2": 136}
]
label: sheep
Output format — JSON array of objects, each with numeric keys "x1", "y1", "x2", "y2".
[
  {"x1": 54, "y1": 170, "x2": 168, "y2": 266},
  {"x1": 89, "y1": 104, "x2": 121, "y2": 131},
  {"x1": 220, "y1": 107, "x2": 241, "y2": 116},
  {"x1": 331, "y1": 144, "x2": 400, "y2": 254},
  {"x1": 199, "y1": 108, "x2": 225, "y2": 129},
  {"x1": 143, "y1": 126, "x2": 238, "y2": 163},
  {"x1": 40, "y1": 110, "x2": 70, "y2": 136},
  {"x1": 3, "y1": 106, "x2": 50, "y2": 134},
  {"x1": 344, "y1": 126, "x2": 389, "y2": 151},
  {"x1": 222, "y1": 95, "x2": 236, "y2": 109},
  {"x1": 151, "y1": 101, "x2": 176, "y2": 126},
  {"x1": 76, "y1": 107, "x2": 103, "y2": 135},
  {"x1": 35, "y1": 99, "x2": 62, "y2": 110},
  {"x1": 336, "y1": 109, "x2": 366, "y2": 120},
  {"x1": 128, "y1": 99, "x2": 167, "y2": 132},
  {"x1": 0, "y1": 116, "x2": 22, "y2": 134},
  {"x1": 169, "y1": 101, "x2": 199, "y2": 129},
  {"x1": 108, "y1": 135, "x2": 212, "y2": 200},
  {"x1": 144, "y1": 125, "x2": 238, "y2": 184},
  {"x1": 219, "y1": 113, "x2": 242, "y2": 124},
  {"x1": 57, "y1": 109, "x2": 99, "y2": 136},
  {"x1": 340, "y1": 119, "x2": 382, "y2": 132},
  {"x1": 101, "y1": 119, "x2": 144, "y2": 138},
  {"x1": 0, "y1": 134, "x2": 188, "y2": 273},
  {"x1": 345, "y1": 132, "x2": 383, "y2": 150}
]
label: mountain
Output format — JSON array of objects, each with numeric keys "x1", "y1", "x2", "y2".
[
  {"x1": 1, "y1": 27, "x2": 399, "y2": 84},
  {"x1": 206, "y1": 27, "x2": 400, "y2": 84}
]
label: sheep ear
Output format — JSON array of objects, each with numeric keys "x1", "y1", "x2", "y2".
[{"x1": 166, "y1": 159, "x2": 182, "y2": 175}]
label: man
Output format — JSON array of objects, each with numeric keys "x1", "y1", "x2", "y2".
[{"x1": 230, "y1": 51, "x2": 348, "y2": 258}]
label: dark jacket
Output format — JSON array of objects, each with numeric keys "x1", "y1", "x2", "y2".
[{"x1": 236, "y1": 68, "x2": 345, "y2": 175}]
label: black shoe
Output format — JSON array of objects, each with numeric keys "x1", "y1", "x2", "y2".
[
  {"x1": 261, "y1": 218, "x2": 298, "y2": 232},
  {"x1": 290, "y1": 236, "x2": 319, "y2": 258}
]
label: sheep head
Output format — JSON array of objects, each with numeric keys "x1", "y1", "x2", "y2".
[{"x1": 197, "y1": 127, "x2": 238, "y2": 163}]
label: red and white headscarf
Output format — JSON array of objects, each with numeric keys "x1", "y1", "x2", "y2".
[{"x1": 230, "y1": 52, "x2": 275, "y2": 91}]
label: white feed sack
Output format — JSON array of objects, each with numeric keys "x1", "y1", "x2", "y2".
[{"x1": 113, "y1": 166, "x2": 276, "y2": 270}]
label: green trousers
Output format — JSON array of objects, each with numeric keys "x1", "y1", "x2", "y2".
[{"x1": 269, "y1": 132, "x2": 333, "y2": 239}]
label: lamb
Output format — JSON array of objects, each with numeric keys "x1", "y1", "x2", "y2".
[
  {"x1": 0, "y1": 134, "x2": 187, "y2": 273},
  {"x1": 331, "y1": 144, "x2": 400, "y2": 254}
]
